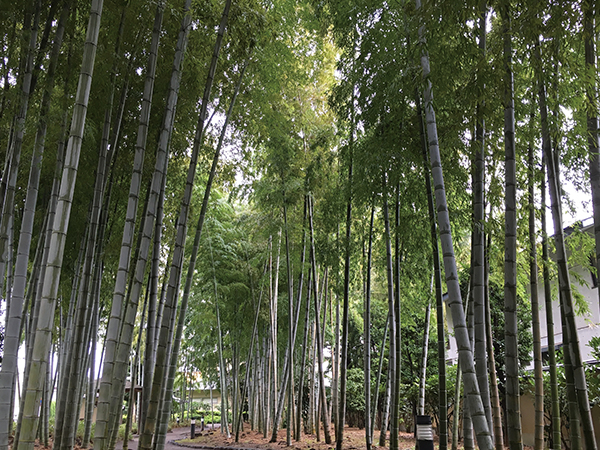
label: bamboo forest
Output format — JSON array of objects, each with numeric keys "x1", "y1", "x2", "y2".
[{"x1": 1, "y1": 0, "x2": 600, "y2": 449}]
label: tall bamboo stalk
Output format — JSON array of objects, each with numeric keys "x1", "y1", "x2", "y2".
[
  {"x1": 537, "y1": 38, "x2": 596, "y2": 450},
  {"x1": 527, "y1": 141, "x2": 544, "y2": 450},
  {"x1": 364, "y1": 203, "x2": 374, "y2": 450},
  {"x1": 415, "y1": 1, "x2": 492, "y2": 446},
  {"x1": 15, "y1": 0, "x2": 104, "y2": 446},
  {"x1": 381, "y1": 179, "x2": 397, "y2": 449},
  {"x1": 94, "y1": 2, "x2": 165, "y2": 446},
  {"x1": 308, "y1": 195, "x2": 332, "y2": 444},
  {"x1": 417, "y1": 89, "x2": 447, "y2": 450},
  {"x1": 540, "y1": 156, "x2": 560, "y2": 450}
]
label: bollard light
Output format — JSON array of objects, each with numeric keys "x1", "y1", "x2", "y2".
[
  {"x1": 416, "y1": 415, "x2": 434, "y2": 450},
  {"x1": 191, "y1": 418, "x2": 196, "y2": 439}
]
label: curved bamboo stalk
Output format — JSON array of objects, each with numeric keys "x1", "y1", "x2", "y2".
[{"x1": 414, "y1": 0, "x2": 492, "y2": 447}]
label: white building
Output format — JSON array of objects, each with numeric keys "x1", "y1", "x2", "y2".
[{"x1": 443, "y1": 217, "x2": 600, "y2": 366}]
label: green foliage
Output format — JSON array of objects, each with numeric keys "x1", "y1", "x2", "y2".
[
  {"x1": 3, "y1": 0, "x2": 599, "y2": 440},
  {"x1": 203, "y1": 412, "x2": 222, "y2": 425},
  {"x1": 344, "y1": 367, "x2": 366, "y2": 428},
  {"x1": 565, "y1": 225, "x2": 596, "y2": 316},
  {"x1": 485, "y1": 275, "x2": 534, "y2": 382}
]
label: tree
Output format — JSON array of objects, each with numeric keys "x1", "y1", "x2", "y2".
[
  {"x1": 500, "y1": 3, "x2": 523, "y2": 448},
  {"x1": 14, "y1": 0, "x2": 104, "y2": 447},
  {"x1": 415, "y1": 0, "x2": 492, "y2": 448}
]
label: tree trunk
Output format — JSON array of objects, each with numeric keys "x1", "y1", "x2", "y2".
[
  {"x1": 154, "y1": 53, "x2": 248, "y2": 450},
  {"x1": 584, "y1": 0, "x2": 600, "y2": 308},
  {"x1": 0, "y1": 2, "x2": 68, "y2": 443},
  {"x1": 561, "y1": 297, "x2": 582, "y2": 449},
  {"x1": 213, "y1": 246, "x2": 231, "y2": 438},
  {"x1": 463, "y1": 285, "x2": 474, "y2": 450},
  {"x1": 15, "y1": 0, "x2": 104, "y2": 447},
  {"x1": 527, "y1": 141, "x2": 544, "y2": 450},
  {"x1": 472, "y1": 3, "x2": 493, "y2": 439},
  {"x1": 141, "y1": 169, "x2": 166, "y2": 435},
  {"x1": 297, "y1": 263, "x2": 312, "y2": 440},
  {"x1": 293, "y1": 251, "x2": 305, "y2": 440},
  {"x1": 271, "y1": 192, "x2": 306, "y2": 444},
  {"x1": 264, "y1": 334, "x2": 272, "y2": 437},
  {"x1": 417, "y1": 89, "x2": 447, "y2": 450},
  {"x1": 123, "y1": 289, "x2": 149, "y2": 450},
  {"x1": 370, "y1": 312, "x2": 387, "y2": 441},
  {"x1": 60, "y1": 11, "x2": 126, "y2": 440},
  {"x1": 151, "y1": 275, "x2": 181, "y2": 449},
  {"x1": 501, "y1": 4, "x2": 523, "y2": 449},
  {"x1": 418, "y1": 298, "x2": 431, "y2": 416},
  {"x1": 107, "y1": 0, "x2": 205, "y2": 445},
  {"x1": 337, "y1": 127, "x2": 353, "y2": 450},
  {"x1": 41, "y1": 217, "x2": 86, "y2": 450},
  {"x1": 308, "y1": 195, "x2": 332, "y2": 444},
  {"x1": 414, "y1": 1, "x2": 492, "y2": 447},
  {"x1": 393, "y1": 186, "x2": 401, "y2": 450},
  {"x1": 319, "y1": 273, "x2": 329, "y2": 438},
  {"x1": 105, "y1": 177, "x2": 153, "y2": 448},
  {"x1": 235, "y1": 265, "x2": 264, "y2": 441},
  {"x1": 53, "y1": 212, "x2": 91, "y2": 450},
  {"x1": 332, "y1": 288, "x2": 340, "y2": 434},
  {"x1": 82, "y1": 295, "x2": 100, "y2": 448},
  {"x1": 378, "y1": 359, "x2": 392, "y2": 447},
  {"x1": 381, "y1": 180, "x2": 397, "y2": 449},
  {"x1": 451, "y1": 360, "x2": 461, "y2": 450},
  {"x1": 537, "y1": 37, "x2": 597, "y2": 450},
  {"x1": 94, "y1": 2, "x2": 165, "y2": 447},
  {"x1": 484, "y1": 232, "x2": 504, "y2": 450},
  {"x1": 538, "y1": 70, "x2": 583, "y2": 446},
  {"x1": 540, "y1": 157, "x2": 561, "y2": 450},
  {"x1": 269, "y1": 230, "x2": 281, "y2": 436},
  {"x1": 284, "y1": 196, "x2": 294, "y2": 448},
  {"x1": 364, "y1": 203, "x2": 374, "y2": 450},
  {"x1": 0, "y1": 0, "x2": 40, "y2": 300}
]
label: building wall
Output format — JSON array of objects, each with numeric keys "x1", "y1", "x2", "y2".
[
  {"x1": 191, "y1": 389, "x2": 222, "y2": 407},
  {"x1": 521, "y1": 392, "x2": 600, "y2": 448},
  {"x1": 444, "y1": 223, "x2": 600, "y2": 366},
  {"x1": 535, "y1": 261, "x2": 600, "y2": 366}
]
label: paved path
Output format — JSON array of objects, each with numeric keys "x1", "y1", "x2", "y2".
[{"x1": 114, "y1": 426, "x2": 195, "y2": 450}]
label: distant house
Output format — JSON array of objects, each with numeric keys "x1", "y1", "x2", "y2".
[{"x1": 189, "y1": 387, "x2": 222, "y2": 408}]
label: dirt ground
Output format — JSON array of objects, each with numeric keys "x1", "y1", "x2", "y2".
[{"x1": 174, "y1": 425, "x2": 421, "y2": 450}]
